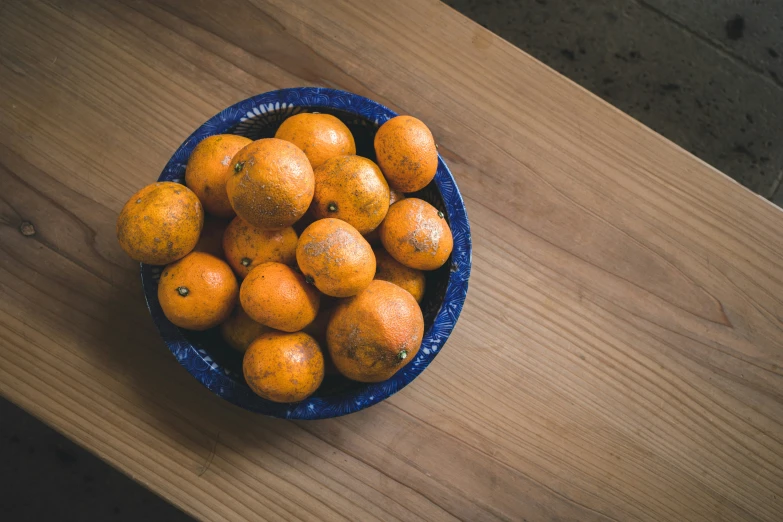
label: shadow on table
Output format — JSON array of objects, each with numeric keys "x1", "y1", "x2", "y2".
[{"x1": 88, "y1": 273, "x2": 381, "y2": 479}]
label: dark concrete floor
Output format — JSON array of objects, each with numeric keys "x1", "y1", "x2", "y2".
[
  {"x1": 0, "y1": 400, "x2": 192, "y2": 521},
  {"x1": 2, "y1": 1, "x2": 782, "y2": 521},
  {"x1": 445, "y1": 0, "x2": 783, "y2": 199}
]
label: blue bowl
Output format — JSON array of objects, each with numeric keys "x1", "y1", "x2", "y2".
[{"x1": 141, "y1": 87, "x2": 471, "y2": 419}]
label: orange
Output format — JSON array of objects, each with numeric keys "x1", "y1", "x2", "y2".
[
  {"x1": 389, "y1": 188, "x2": 406, "y2": 205},
  {"x1": 296, "y1": 218, "x2": 375, "y2": 297},
  {"x1": 243, "y1": 331, "x2": 324, "y2": 403},
  {"x1": 302, "y1": 303, "x2": 340, "y2": 376},
  {"x1": 117, "y1": 182, "x2": 203, "y2": 265},
  {"x1": 327, "y1": 280, "x2": 423, "y2": 382},
  {"x1": 373, "y1": 247, "x2": 426, "y2": 303},
  {"x1": 374, "y1": 115, "x2": 438, "y2": 192},
  {"x1": 226, "y1": 138, "x2": 314, "y2": 230},
  {"x1": 379, "y1": 198, "x2": 453, "y2": 270},
  {"x1": 240, "y1": 262, "x2": 320, "y2": 332},
  {"x1": 364, "y1": 188, "x2": 405, "y2": 245},
  {"x1": 220, "y1": 306, "x2": 273, "y2": 353},
  {"x1": 185, "y1": 134, "x2": 251, "y2": 218},
  {"x1": 311, "y1": 155, "x2": 390, "y2": 234},
  {"x1": 222, "y1": 216, "x2": 298, "y2": 279},
  {"x1": 275, "y1": 113, "x2": 356, "y2": 168},
  {"x1": 158, "y1": 252, "x2": 238, "y2": 330},
  {"x1": 193, "y1": 215, "x2": 229, "y2": 258},
  {"x1": 293, "y1": 204, "x2": 318, "y2": 236},
  {"x1": 301, "y1": 297, "x2": 336, "y2": 346}
]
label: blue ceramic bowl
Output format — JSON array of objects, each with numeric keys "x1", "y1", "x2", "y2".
[{"x1": 141, "y1": 87, "x2": 471, "y2": 419}]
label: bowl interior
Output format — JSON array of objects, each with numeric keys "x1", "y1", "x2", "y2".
[
  {"x1": 142, "y1": 88, "x2": 470, "y2": 419},
  {"x1": 208, "y1": 107, "x2": 449, "y2": 396}
]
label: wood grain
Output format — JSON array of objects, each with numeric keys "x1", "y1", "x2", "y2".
[{"x1": 1, "y1": 0, "x2": 782, "y2": 520}]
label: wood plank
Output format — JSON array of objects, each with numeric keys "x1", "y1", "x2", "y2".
[{"x1": 1, "y1": 0, "x2": 782, "y2": 520}]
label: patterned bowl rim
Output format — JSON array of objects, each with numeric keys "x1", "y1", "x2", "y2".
[{"x1": 141, "y1": 87, "x2": 472, "y2": 419}]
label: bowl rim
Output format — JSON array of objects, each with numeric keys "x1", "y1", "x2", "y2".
[{"x1": 141, "y1": 87, "x2": 472, "y2": 419}]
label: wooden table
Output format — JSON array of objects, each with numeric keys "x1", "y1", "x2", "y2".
[{"x1": 2, "y1": 0, "x2": 782, "y2": 520}]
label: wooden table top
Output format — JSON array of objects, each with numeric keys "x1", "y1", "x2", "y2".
[{"x1": 2, "y1": 0, "x2": 782, "y2": 520}]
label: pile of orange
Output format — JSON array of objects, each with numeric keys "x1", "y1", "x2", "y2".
[{"x1": 116, "y1": 112, "x2": 452, "y2": 403}]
